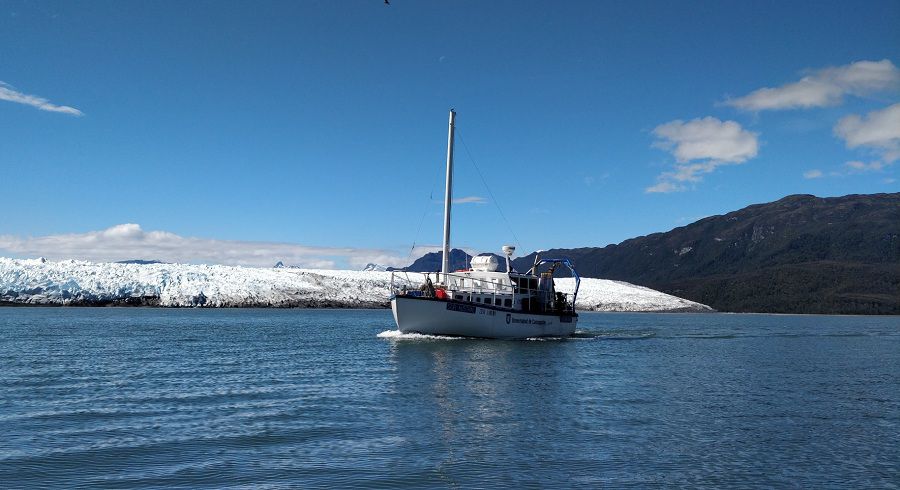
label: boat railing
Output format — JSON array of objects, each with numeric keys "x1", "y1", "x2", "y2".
[
  {"x1": 389, "y1": 271, "x2": 432, "y2": 298},
  {"x1": 391, "y1": 270, "x2": 575, "y2": 314}
]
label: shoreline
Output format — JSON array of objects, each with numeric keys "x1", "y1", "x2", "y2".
[
  {"x1": 3, "y1": 304, "x2": 898, "y2": 316},
  {"x1": 6, "y1": 301, "x2": 899, "y2": 316},
  {"x1": 0, "y1": 300, "x2": 713, "y2": 313}
]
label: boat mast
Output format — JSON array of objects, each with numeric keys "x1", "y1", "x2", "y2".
[{"x1": 441, "y1": 109, "x2": 456, "y2": 283}]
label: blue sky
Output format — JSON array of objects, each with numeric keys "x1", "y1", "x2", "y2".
[{"x1": 1, "y1": 0, "x2": 898, "y2": 268}]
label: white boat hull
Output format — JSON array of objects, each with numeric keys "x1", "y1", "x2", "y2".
[{"x1": 391, "y1": 296, "x2": 577, "y2": 339}]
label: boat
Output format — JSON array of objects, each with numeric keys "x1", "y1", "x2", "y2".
[{"x1": 389, "y1": 110, "x2": 580, "y2": 339}]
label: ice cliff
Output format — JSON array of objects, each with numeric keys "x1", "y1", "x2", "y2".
[{"x1": 0, "y1": 258, "x2": 712, "y2": 312}]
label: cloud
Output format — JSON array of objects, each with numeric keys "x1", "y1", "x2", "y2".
[
  {"x1": 645, "y1": 181, "x2": 684, "y2": 194},
  {"x1": 647, "y1": 117, "x2": 759, "y2": 193},
  {"x1": 0, "y1": 81, "x2": 83, "y2": 116},
  {"x1": 725, "y1": 60, "x2": 900, "y2": 111},
  {"x1": 834, "y1": 102, "x2": 900, "y2": 163},
  {"x1": 844, "y1": 160, "x2": 888, "y2": 172},
  {"x1": 803, "y1": 169, "x2": 824, "y2": 179},
  {"x1": 451, "y1": 196, "x2": 487, "y2": 204},
  {"x1": 0, "y1": 224, "x2": 411, "y2": 270},
  {"x1": 653, "y1": 118, "x2": 758, "y2": 164}
]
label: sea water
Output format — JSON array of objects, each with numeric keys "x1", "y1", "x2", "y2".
[{"x1": 1, "y1": 308, "x2": 897, "y2": 488}]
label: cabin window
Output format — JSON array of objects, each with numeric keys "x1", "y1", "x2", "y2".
[
  {"x1": 504, "y1": 298, "x2": 512, "y2": 307},
  {"x1": 495, "y1": 298, "x2": 501, "y2": 306},
  {"x1": 476, "y1": 297, "x2": 481, "y2": 303},
  {"x1": 455, "y1": 295, "x2": 462, "y2": 300}
]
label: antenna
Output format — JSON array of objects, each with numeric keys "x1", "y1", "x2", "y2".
[{"x1": 502, "y1": 245, "x2": 515, "y2": 273}]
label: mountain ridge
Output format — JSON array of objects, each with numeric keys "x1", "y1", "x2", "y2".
[{"x1": 503, "y1": 192, "x2": 899, "y2": 314}]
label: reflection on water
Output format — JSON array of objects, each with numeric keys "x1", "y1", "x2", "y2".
[
  {"x1": 1, "y1": 309, "x2": 897, "y2": 488},
  {"x1": 386, "y1": 338, "x2": 581, "y2": 486}
]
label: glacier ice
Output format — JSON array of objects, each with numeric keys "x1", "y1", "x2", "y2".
[{"x1": 0, "y1": 257, "x2": 712, "y2": 312}]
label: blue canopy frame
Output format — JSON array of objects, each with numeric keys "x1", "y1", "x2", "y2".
[{"x1": 535, "y1": 258, "x2": 580, "y2": 307}]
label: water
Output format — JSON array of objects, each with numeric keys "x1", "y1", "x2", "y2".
[{"x1": 1, "y1": 309, "x2": 898, "y2": 488}]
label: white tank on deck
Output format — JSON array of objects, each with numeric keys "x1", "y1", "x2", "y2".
[{"x1": 470, "y1": 254, "x2": 500, "y2": 272}]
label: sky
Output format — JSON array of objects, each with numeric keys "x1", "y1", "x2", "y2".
[{"x1": 1, "y1": 0, "x2": 899, "y2": 269}]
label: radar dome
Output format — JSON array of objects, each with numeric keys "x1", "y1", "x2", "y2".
[{"x1": 471, "y1": 255, "x2": 499, "y2": 272}]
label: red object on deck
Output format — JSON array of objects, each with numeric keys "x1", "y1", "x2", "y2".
[{"x1": 435, "y1": 288, "x2": 447, "y2": 300}]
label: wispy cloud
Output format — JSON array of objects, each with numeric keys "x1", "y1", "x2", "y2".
[
  {"x1": 834, "y1": 102, "x2": 900, "y2": 164},
  {"x1": 0, "y1": 81, "x2": 83, "y2": 116},
  {"x1": 724, "y1": 59, "x2": 900, "y2": 111},
  {"x1": 803, "y1": 169, "x2": 824, "y2": 179},
  {"x1": 645, "y1": 181, "x2": 682, "y2": 194},
  {"x1": 844, "y1": 160, "x2": 888, "y2": 172},
  {"x1": 451, "y1": 196, "x2": 487, "y2": 204},
  {"x1": 582, "y1": 173, "x2": 609, "y2": 187},
  {"x1": 647, "y1": 117, "x2": 759, "y2": 193},
  {"x1": 0, "y1": 224, "x2": 410, "y2": 270}
]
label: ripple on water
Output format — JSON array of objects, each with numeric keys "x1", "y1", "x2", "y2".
[{"x1": 1, "y1": 309, "x2": 898, "y2": 488}]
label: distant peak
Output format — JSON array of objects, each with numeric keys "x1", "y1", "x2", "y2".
[
  {"x1": 362, "y1": 263, "x2": 390, "y2": 272},
  {"x1": 777, "y1": 194, "x2": 818, "y2": 202}
]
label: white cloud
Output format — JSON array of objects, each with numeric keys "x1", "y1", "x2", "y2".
[
  {"x1": 0, "y1": 81, "x2": 83, "y2": 116},
  {"x1": 803, "y1": 169, "x2": 824, "y2": 179},
  {"x1": 647, "y1": 117, "x2": 759, "y2": 193},
  {"x1": 844, "y1": 160, "x2": 887, "y2": 172},
  {"x1": 834, "y1": 102, "x2": 900, "y2": 163},
  {"x1": 0, "y1": 224, "x2": 411, "y2": 270},
  {"x1": 645, "y1": 181, "x2": 684, "y2": 193},
  {"x1": 451, "y1": 196, "x2": 487, "y2": 204},
  {"x1": 653, "y1": 118, "x2": 758, "y2": 164},
  {"x1": 725, "y1": 60, "x2": 900, "y2": 111}
]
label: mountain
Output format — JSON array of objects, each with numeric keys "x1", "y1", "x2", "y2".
[
  {"x1": 361, "y1": 263, "x2": 391, "y2": 272},
  {"x1": 510, "y1": 193, "x2": 900, "y2": 314},
  {"x1": 405, "y1": 248, "x2": 473, "y2": 272},
  {"x1": 405, "y1": 249, "x2": 510, "y2": 272}
]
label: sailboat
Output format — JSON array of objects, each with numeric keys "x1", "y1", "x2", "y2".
[{"x1": 389, "y1": 110, "x2": 580, "y2": 339}]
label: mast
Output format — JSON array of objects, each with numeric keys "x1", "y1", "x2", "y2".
[{"x1": 441, "y1": 109, "x2": 456, "y2": 282}]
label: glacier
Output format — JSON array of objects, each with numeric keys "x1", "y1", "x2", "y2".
[{"x1": 0, "y1": 257, "x2": 712, "y2": 312}]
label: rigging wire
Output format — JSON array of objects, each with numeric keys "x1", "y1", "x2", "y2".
[
  {"x1": 405, "y1": 152, "x2": 445, "y2": 264},
  {"x1": 455, "y1": 127, "x2": 523, "y2": 251}
]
